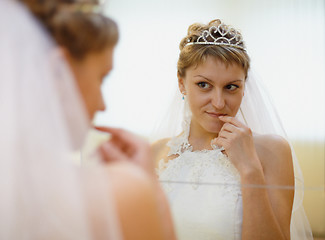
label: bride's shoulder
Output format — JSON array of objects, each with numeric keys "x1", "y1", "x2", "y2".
[
  {"x1": 253, "y1": 133, "x2": 291, "y2": 151},
  {"x1": 86, "y1": 162, "x2": 166, "y2": 240},
  {"x1": 253, "y1": 134, "x2": 293, "y2": 175},
  {"x1": 151, "y1": 138, "x2": 171, "y2": 150},
  {"x1": 151, "y1": 138, "x2": 171, "y2": 166},
  {"x1": 254, "y1": 134, "x2": 293, "y2": 181}
]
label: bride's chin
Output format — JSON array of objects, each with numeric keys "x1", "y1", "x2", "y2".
[{"x1": 203, "y1": 122, "x2": 223, "y2": 135}]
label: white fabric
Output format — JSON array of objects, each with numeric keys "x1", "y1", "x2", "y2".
[
  {"x1": 153, "y1": 68, "x2": 313, "y2": 239},
  {"x1": 157, "y1": 121, "x2": 242, "y2": 240},
  {"x1": 0, "y1": 1, "x2": 121, "y2": 239}
]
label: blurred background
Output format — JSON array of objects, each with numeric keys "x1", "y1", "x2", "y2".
[{"x1": 90, "y1": 0, "x2": 325, "y2": 238}]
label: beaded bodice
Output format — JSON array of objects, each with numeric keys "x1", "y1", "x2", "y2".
[{"x1": 156, "y1": 120, "x2": 243, "y2": 240}]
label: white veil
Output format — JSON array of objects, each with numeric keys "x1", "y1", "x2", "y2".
[
  {"x1": 152, "y1": 66, "x2": 313, "y2": 239},
  {"x1": 0, "y1": 1, "x2": 121, "y2": 239},
  {"x1": 238, "y1": 70, "x2": 313, "y2": 240}
]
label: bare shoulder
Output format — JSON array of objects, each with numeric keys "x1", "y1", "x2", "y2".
[
  {"x1": 151, "y1": 138, "x2": 171, "y2": 167},
  {"x1": 253, "y1": 134, "x2": 292, "y2": 157},
  {"x1": 253, "y1": 134, "x2": 294, "y2": 185},
  {"x1": 107, "y1": 161, "x2": 155, "y2": 192},
  {"x1": 252, "y1": 134, "x2": 295, "y2": 237},
  {"x1": 106, "y1": 162, "x2": 158, "y2": 205},
  {"x1": 151, "y1": 138, "x2": 171, "y2": 154},
  {"x1": 105, "y1": 162, "x2": 165, "y2": 240}
]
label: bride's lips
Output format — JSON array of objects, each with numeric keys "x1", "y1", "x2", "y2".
[{"x1": 206, "y1": 112, "x2": 227, "y2": 118}]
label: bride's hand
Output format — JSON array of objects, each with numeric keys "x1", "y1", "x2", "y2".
[
  {"x1": 95, "y1": 126, "x2": 155, "y2": 177},
  {"x1": 212, "y1": 116, "x2": 263, "y2": 175}
]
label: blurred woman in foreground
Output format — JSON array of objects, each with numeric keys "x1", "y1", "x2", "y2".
[{"x1": 0, "y1": 0, "x2": 175, "y2": 239}]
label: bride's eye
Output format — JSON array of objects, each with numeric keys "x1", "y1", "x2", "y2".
[
  {"x1": 197, "y1": 82, "x2": 211, "y2": 89},
  {"x1": 225, "y1": 84, "x2": 239, "y2": 91}
]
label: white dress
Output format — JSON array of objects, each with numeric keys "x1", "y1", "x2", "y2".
[{"x1": 157, "y1": 125, "x2": 243, "y2": 240}]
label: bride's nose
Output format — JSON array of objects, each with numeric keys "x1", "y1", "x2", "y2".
[{"x1": 211, "y1": 90, "x2": 225, "y2": 109}]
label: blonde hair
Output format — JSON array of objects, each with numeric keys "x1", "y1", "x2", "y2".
[
  {"x1": 21, "y1": 0, "x2": 118, "y2": 59},
  {"x1": 178, "y1": 19, "x2": 250, "y2": 78}
]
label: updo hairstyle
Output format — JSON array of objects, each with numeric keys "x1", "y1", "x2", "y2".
[
  {"x1": 178, "y1": 19, "x2": 250, "y2": 78},
  {"x1": 20, "y1": 0, "x2": 118, "y2": 59}
]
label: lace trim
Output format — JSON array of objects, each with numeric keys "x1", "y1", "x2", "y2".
[
  {"x1": 157, "y1": 116, "x2": 240, "y2": 195},
  {"x1": 166, "y1": 115, "x2": 224, "y2": 156},
  {"x1": 158, "y1": 150, "x2": 240, "y2": 194}
]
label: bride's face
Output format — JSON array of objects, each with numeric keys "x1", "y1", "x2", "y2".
[
  {"x1": 66, "y1": 47, "x2": 114, "y2": 121},
  {"x1": 178, "y1": 56, "x2": 245, "y2": 134}
]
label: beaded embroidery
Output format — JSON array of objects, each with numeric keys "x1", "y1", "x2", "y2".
[{"x1": 157, "y1": 118, "x2": 241, "y2": 194}]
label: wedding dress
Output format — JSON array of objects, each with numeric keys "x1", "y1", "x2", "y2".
[
  {"x1": 157, "y1": 119, "x2": 242, "y2": 240},
  {"x1": 154, "y1": 70, "x2": 313, "y2": 240}
]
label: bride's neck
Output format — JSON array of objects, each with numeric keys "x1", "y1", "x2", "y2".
[{"x1": 188, "y1": 119, "x2": 218, "y2": 151}]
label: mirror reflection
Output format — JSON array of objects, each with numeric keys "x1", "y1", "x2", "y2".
[{"x1": 90, "y1": 0, "x2": 324, "y2": 239}]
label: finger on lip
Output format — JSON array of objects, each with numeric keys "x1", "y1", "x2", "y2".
[
  {"x1": 207, "y1": 112, "x2": 227, "y2": 116},
  {"x1": 218, "y1": 115, "x2": 232, "y2": 121}
]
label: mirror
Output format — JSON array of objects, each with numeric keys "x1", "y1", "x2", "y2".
[{"x1": 89, "y1": 0, "x2": 325, "y2": 239}]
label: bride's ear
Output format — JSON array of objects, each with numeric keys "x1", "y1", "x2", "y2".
[
  {"x1": 55, "y1": 47, "x2": 73, "y2": 63},
  {"x1": 49, "y1": 46, "x2": 69, "y2": 61},
  {"x1": 177, "y1": 72, "x2": 186, "y2": 94}
]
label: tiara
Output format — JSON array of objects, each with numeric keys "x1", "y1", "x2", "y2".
[{"x1": 185, "y1": 24, "x2": 246, "y2": 51}]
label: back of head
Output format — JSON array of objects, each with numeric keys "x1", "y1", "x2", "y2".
[
  {"x1": 19, "y1": 0, "x2": 120, "y2": 121},
  {"x1": 20, "y1": 0, "x2": 119, "y2": 59},
  {"x1": 0, "y1": 1, "x2": 121, "y2": 239},
  {"x1": 177, "y1": 19, "x2": 250, "y2": 78}
]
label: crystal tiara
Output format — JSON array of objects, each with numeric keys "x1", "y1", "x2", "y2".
[{"x1": 185, "y1": 24, "x2": 246, "y2": 51}]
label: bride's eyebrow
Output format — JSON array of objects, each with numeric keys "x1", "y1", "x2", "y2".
[
  {"x1": 194, "y1": 75, "x2": 244, "y2": 84},
  {"x1": 194, "y1": 75, "x2": 212, "y2": 82},
  {"x1": 228, "y1": 80, "x2": 244, "y2": 84}
]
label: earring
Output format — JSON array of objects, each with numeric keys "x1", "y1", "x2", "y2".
[{"x1": 182, "y1": 92, "x2": 186, "y2": 100}]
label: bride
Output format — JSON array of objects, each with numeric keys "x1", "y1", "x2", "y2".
[
  {"x1": 152, "y1": 19, "x2": 313, "y2": 240},
  {"x1": 0, "y1": 0, "x2": 175, "y2": 239}
]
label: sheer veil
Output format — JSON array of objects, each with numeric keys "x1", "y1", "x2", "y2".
[
  {"x1": 152, "y1": 67, "x2": 313, "y2": 239},
  {"x1": 238, "y1": 70, "x2": 313, "y2": 240},
  {"x1": 0, "y1": 1, "x2": 121, "y2": 239}
]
